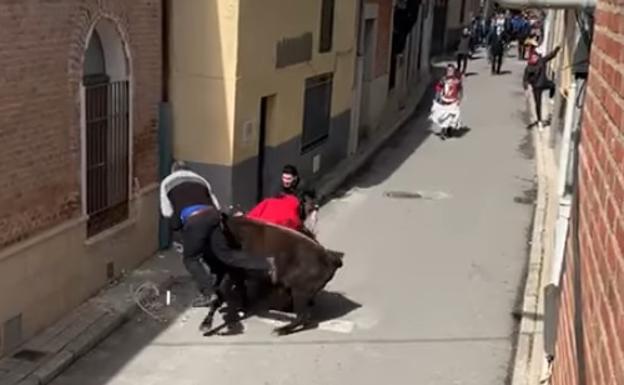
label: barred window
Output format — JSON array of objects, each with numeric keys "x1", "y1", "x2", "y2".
[
  {"x1": 301, "y1": 73, "x2": 333, "y2": 153},
  {"x1": 83, "y1": 26, "x2": 130, "y2": 237}
]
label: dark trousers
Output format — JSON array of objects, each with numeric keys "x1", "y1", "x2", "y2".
[
  {"x1": 456, "y1": 54, "x2": 469, "y2": 73},
  {"x1": 491, "y1": 53, "x2": 503, "y2": 74},
  {"x1": 181, "y1": 209, "x2": 270, "y2": 295},
  {"x1": 532, "y1": 81, "x2": 556, "y2": 122},
  {"x1": 517, "y1": 41, "x2": 526, "y2": 60}
]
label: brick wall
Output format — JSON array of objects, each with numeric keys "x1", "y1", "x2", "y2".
[
  {"x1": 551, "y1": 1, "x2": 624, "y2": 384},
  {"x1": 0, "y1": 0, "x2": 161, "y2": 249}
]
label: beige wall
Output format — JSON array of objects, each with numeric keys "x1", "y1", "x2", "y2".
[
  {"x1": 549, "y1": 10, "x2": 577, "y2": 96},
  {"x1": 233, "y1": 0, "x2": 358, "y2": 162},
  {"x1": 169, "y1": 0, "x2": 358, "y2": 166},
  {"x1": 0, "y1": 190, "x2": 158, "y2": 355},
  {"x1": 169, "y1": 0, "x2": 240, "y2": 166}
]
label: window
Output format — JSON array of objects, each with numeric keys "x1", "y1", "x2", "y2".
[
  {"x1": 319, "y1": 0, "x2": 335, "y2": 53},
  {"x1": 301, "y1": 73, "x2": 333, "y2": 153},
  {"x1": 83, "y1": 26, "x2": 130, "y2": 237}
]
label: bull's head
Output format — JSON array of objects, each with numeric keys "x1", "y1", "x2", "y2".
[{"x1": 327, "y1": 249, "x2": 345, "y2": 268}]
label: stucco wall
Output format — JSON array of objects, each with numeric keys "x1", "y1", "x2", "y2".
[
  {"x1": 231, "y1": 0, "x2": 358, "y2": 207},
  {"x1": 169, "y1": 0, "x2": 239, "y2": 167},
  {"x1": 168, "y1": 0, "x2": 358, "y2": 209}
]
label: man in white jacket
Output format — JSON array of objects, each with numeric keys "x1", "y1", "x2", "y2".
[{"x1": 160, "y1": 161, "x2": 272, "y2": 313}]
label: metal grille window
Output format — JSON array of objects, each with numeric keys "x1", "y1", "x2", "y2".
[
  {"x1": 301, "y1": 73, "x2": 333, "y2": 153},
  {"x1": 319, "y1": 0, "x2": 335, "y2": 53},
  {"x1": 85, "y1": 80, "x2": 130, "y2": 236}
]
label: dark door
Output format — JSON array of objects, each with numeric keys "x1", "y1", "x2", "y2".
[
  {"x1": 431, "y1": 0, "x2": 448, "y2": 56},
  {"x1": 257, "y1": 95, "x2": 277, "y2": 202},
  {"x1": 417, "y1": 5, "x2": 425, "y2": 70},
  {"x1": 257, "y1": 96, "x2": 269, "y2": 203}
]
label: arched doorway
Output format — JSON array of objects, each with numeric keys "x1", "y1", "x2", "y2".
[{"x1": 83, "y1": 19, "x2": 130, "y2": 237}]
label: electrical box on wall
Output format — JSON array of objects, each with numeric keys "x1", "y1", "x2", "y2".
[{"x1": 312, "y1": 154, "x2": 321, "y2": 174}]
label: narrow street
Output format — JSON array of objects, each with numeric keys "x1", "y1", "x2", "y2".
[{"x1": 51, "y1": 53, "x2": 535, "y2": 385}]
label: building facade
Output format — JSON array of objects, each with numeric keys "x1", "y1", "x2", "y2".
[
  {"x1": 535, "y1": 2, "x2": 624, "y2": 385},
  {"x1": 169, "y1": 0, "x2": 359, "y2": 210},
  {"x1": 356, "y1": 0, "x2": 396, "y2": 141},
  {"x1": 0, "y1": 0, "x2": 162, "y2": 356},
  {"x1": 430, "y1": 0, "x2": 481, "y2": 55},
  {"x1": 352, "y1": 0, "x2": 434, "y2": 153}
]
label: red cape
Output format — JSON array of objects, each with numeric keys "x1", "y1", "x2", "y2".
[{"x1": 245, "y1": 194, "x2": 302, "y2": 231}]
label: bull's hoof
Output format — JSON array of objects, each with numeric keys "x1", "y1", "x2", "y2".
[
  {"x1": 199, "y1": 317, "x2": 214, "y2": 333},
  {"x1": 273, "y1": 325, "x2": 295, "y2": 336},
  {"x1": 272, "y1": 328, "x2": 289, "y2": 336},
  {"x1": 203, "y1": 328, "x2": 220, "y2": 337},
  {"x1": 218, "y1": 321, "x2": 244, "y2": 336}
]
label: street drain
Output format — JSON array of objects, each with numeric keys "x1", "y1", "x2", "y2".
[
  {"x1": 384, "y1": 191, "x2": 423, "y2": 199},
  {"x1": 383, "y1": 191, "x2": 451, "y2": 200},
  {"x1": 12, "y1": 348, "x2": 48, "y2": 362}
]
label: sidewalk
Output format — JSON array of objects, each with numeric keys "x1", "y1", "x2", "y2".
[
  {"x1": 0, "y1": 70, "x2": 433, "y2": 385},
  {"x1": 508, "y1": 85, "x2": 560, "y2": 385}
]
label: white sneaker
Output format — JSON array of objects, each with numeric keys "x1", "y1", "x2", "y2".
[{"x1": 538, "y1": 121, "x2": 544, "y2": 132}]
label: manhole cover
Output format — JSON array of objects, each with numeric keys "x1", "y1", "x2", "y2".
[
  {"x1": 383, "y1": 191, "x2": 451, "y2": 200},
  {"x1": 12, "y1": 349, "x2": 48, "y2": 362},
  {"x1": 383, "y1": 191, "x2": 423, "y2": 199}
]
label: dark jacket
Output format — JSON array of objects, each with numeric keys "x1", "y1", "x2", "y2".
[
  {"x1": 523, "y1": 47, "x2": 560, "y2": 89},
  {"x1": 160, "y1": 170, "x2": 220, "y2": 231},
  {"x1": 457, "y1": 34, "x2": 471, "y2": 55},
  {"x1": 488, "y1": 31, "x2": 506, "y2": 55},
  {"x1": 272, "y1": 182, "x2": 317, "y2": 222}
]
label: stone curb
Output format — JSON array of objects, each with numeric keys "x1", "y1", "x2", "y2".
[
  {"x1": 1, "y1": 253, "x2": 179, "y2": 385},
  {"x1": 508, "y1": 88, "x2": 554, "y2": 385}
]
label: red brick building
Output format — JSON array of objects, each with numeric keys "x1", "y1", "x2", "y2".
[
  {"x1": 551, "y1": 1, "x2": 624, "y2": 384},
  {"x1": 0, "y1": 0, "x2": 161, "y2": 355}
]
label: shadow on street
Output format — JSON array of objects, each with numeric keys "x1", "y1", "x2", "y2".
[{"x1": 328, "y1": 66, "x2": 446, "y2": 197}]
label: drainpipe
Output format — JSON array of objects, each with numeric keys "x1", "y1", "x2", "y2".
[
  {"x1": 158, "y1": 0, "x2": 173, "y2": 249},
  {"x1": 161, "y1": 0, "x2": 169, "y2": 103},
  {"x1": 544, "y1": 79, "x2": 579, "y2": 358},
  {"x1": 348, "y1": 0, "x2": 365, "y2": 156},
  {"x1": 497, "y1": 0, "x2": 595, "y2": 8},
  {"x1": 548, "y1": 80, "x2": 577, "y2": 291}
]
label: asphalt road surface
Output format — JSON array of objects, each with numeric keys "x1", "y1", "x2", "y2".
[{"x1": 52, "y1": 53, "x2": 535, "y2": 385}]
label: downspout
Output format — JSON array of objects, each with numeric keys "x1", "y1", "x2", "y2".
[
  {"x1": 158, "y1": 0, "x2": 173, "y2": 249},
  {"x1": 161, "y1": 0, "x2": 169, "y2": 103},
  {"x1": 348, "y1": 0, "x2": 365, "y2": 156},
  {"x1": 497, "y1": 0, "x2": 595, "y2": 9},
  {"x1": 544, "y1": 8, "x2": 593, "y2": 357},
  {"x1": 544, "y1": 78, "x2": 589, "y2": 364},
  {"x1": 550, "y1": 80, "x2": 577, "y2": 287}
]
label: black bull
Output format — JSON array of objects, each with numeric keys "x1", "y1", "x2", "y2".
[{"x1": 203, "y1": 215, "x2": 344, "y2": 336}]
